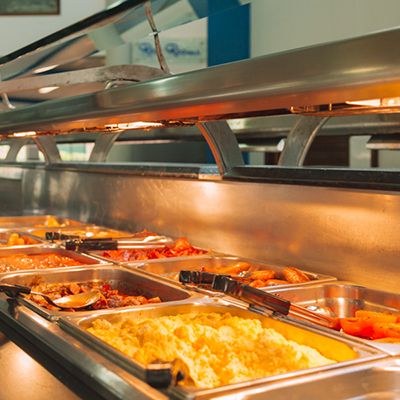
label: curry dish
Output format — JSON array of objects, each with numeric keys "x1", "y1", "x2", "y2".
[{"x1": 0, "y1": 253, "x2": 82, "y2": 273}]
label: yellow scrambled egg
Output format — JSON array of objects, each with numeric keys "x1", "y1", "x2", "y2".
[{"x1": 87, "y1": 312, "x2": 334, "y2": 388}]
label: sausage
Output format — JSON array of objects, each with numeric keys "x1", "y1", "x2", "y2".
[
  {"x1": 248, "y1": 270, "x2": 276, "y2": 281},
  {"x1": 248, "y1": 279, "x2": 267, "y2": 288},
  {"x1": 218, "y1": 262, "x2": 251, "y2": 275},
  {"x1": 282, "y1": 267, "x2": 310, "y2": 283}
]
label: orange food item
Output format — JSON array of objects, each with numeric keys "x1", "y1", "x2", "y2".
[
  {"x1": 282, "y1": 267, "x2": 310, "y2": 284},
  {"x1": 0, "y1": 233, "x2": 36, "y2": 247},
  {"x1": 340, "y1": 317, "x2": 374, "y2": 338},
  {"x1": 102, "y1": 237, "x2": 207, "y2": 262},
  {"x1": 340, "y1": 310, "x2": 400, "y2": 340},
  {"x1": 248, "y1": 270, "x2": 276, "y2": 281},
  {"x1": 216, "y1": 262, "x2": 251, "y2": 275},
  {"x1": 372, "y1": 322, "x2": 400, "y2": 340},
  {"x1": 248, "y1": 279, "x2": 268, "y2": 288},
  {"x1": 0, "y1": 253, "x2": 82, "y2": 273},
  {"x1": 355, "y1": 310, "x2": 397, "y2": 324}
]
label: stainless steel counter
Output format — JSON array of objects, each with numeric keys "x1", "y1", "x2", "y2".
[{"x1": 0, "y1": 332, "x2": 80, "y2": 400}]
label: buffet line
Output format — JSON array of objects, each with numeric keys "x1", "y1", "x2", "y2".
[{"x1": 0, "y1": 215, "x2": 399, "y2": 399}]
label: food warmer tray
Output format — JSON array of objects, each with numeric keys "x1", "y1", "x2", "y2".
[
  {"x1": 0, "y1": 230, "x2": 46, "y2": 249},
  {"x1": 88, "y1": 249, "x2": 213, "y2": 266},
  {"x1": 0, "y1": 246, "x2": 106, "y2": 277},
  {"x1": 270, "y1": 281, "x2": 400, "y2": 352},
  {"x1": 132, "y1": 256, "x2": 336, "y2": 293},
  {"x1": 59, "y1": 298, "x2": 383, "y2": 399},
  {"x1": 0, "y1": 215, "x2": 85, "y2": 229},
  {"x1": 0, "y1": 265, "x2": 201, "y2": 321},
  {"x1": 212, "y1": 357, "x2": 400, "y2": 400}
]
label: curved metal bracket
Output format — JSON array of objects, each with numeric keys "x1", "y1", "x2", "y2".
[
  {"x1": 33, "y1": 136, "x2": 61, "y2": 164},
  {"x1": 197, "y1": 121, "x2": 244, "y2": 176},
  {"x1": 278, "y1": 116, "x2": 329, "y2": 166},
  {"x1": 4, "y1": 138, "x2": 30, "y2": 162},
  {"x1": 89, "y1": 133, "x2": 121, "y2": 163}
]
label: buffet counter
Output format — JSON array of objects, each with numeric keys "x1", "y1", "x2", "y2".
[{"x1": 0, "y1": 214, "x2": 398, "y2": 399}]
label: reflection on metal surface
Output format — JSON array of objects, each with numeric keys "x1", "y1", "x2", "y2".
[
  {"x1": 33, "y1": 136, "x2": 60, "y2": 164},
  {"x1": 89, "y1": 133, "x2": 121, "y2": 163},
  {"x1": 347, "y1": 97, "x2": 400, "y2": 107},
  {"x1": 213, "y1": 358, "x2": 400, "y2": 400},
  {"x1": 366, "y1": 135, "x2": 400, "y2": 150},
  {"x1": 2, "y1": 165, "x2": 398, "y2": 293},
  {"x1": 197, "y1": 121, "x2": 244, "y2": 175},
  {"x1": 278, "y1": 116, "x2": 328, "y2": 166},
  {"x1": 1, "y1": 65, "x2": 166, "y2": 95},
  {"x1": 11, "y1": 131, "x2": 36, "y2": 138},
  {"x1": 0, "y1": 333, "x2": 80, "y2": 400},
  {"x1": 38, "y1": 86, "x2": 59, "y2": 94},
  {"x1": 33, "y1": 65, "x2": 59, "y2": 74},
  {"x1": 4, "y1": 27, "x2": 400, "y2": 136},
  {"x1": 105, "y1": 121, "x2": 165, "y2": 130}
]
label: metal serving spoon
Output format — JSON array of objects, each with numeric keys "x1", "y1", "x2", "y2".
[{"x1": 0, "y1": 283, "x2": 101, "y2": 309}]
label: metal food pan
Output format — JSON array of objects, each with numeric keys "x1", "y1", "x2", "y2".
[
  {"x1": 59, "y1": 299, "x2": 382, "y2": 398},
  {"x1": 214, "y1": 358, "x2": 400, "y2": 400},
  {"x1": 90, "y1": 248, "x2": 212, "y2": 266},
  {"x1": 0, "y1": 215, "x2": 85, "y2": 229},
  {"x1": 0, "y1": 265, "x2": 197, "y2": 320},
  {"x1": 0, "y1": 246, "x2": 105, "y2": 277},
  {"x1": 270, "y1": 282, "x2": 400, "y2": 351},
  {"x1": 0, "y1": 231, "x2": 46, "y2": 249},
  {"x1": 133, "y1": 256, "x2": 336, "y2": 291}
]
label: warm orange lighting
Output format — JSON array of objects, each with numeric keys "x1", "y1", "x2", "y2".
[
  {"x1": 12, "y1": 131, "x2": 36, "y2": 137},
  {"x1": 346, "y1": 97, "x2": 400, "y2": 107},
  {"x1": 105, "y1": 121, "x2": 164, "y2": 130}
]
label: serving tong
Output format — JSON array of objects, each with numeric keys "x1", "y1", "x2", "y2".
[
  {"x1": 45, "y1": 231, "x2": 171, "y2": 251},
  {"x1": 179, "y1": 271, "x2": 340, "y2": 330}
]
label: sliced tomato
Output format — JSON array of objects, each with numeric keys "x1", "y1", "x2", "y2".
[
  {"x1": 372, "y1": 322, "x2": 400, "y2": 339},
  {"x1": 339, "y1": 317, "x2": 374, "y2": 338},
  {"x1": 355, "y1": 310, "x2": 398, "y2": 324}
]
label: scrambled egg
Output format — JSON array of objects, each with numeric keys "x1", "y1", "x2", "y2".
[{"x1": 87, "y1": 312, "x2": 334, "y2": 388}]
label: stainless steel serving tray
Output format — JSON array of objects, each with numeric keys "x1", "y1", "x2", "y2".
[
  {"x1": 216, "y1": 357, "x2": 400, "y2": 400},
  {"x1": 0, "y1": 246, "x2": 105, "y2": 277},
  {"x1": 0, "y1": 265, "x2": 198, "y2": 321},
  {"x1": 59, "y1": 299, "x2": 383, "y2": 399},
  {"x1": 0, "y1": 230, "x2": 46, "y2": 250},
  {"x1": 132, "y1": 256, "x2": 336, "y2": 292},
  {"x1": 271, "y1": 281, "x2": 400, "y2": 352},
  {"x1": 89, "y1": 249, "x2": 212, "y2": 266},
  {"x1": 0, "y1": 215, "x2": 85, "y2": 229}
]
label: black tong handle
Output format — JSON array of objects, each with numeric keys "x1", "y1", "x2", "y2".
[
  {"x1": 65, "y1": 239, "x2": 118, "y2": 251},
  {"x1": 0, "y1": 283, "x2": 31, "y2": 298},
  {"x1": 46, "y1": 231, "x2": 80, "y2": 241},
  {"x1": 179, "y1": 271, "x2": 290, "y2": 316},
  {"x1": 179, "y1": 270, "x2": 229, "y2": 285}
]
